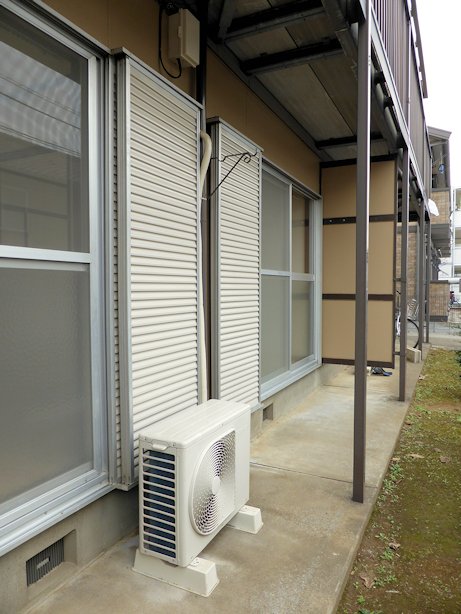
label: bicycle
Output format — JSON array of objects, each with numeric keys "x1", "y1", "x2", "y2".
[{"x1": 395, "y1": 294, "x2": 419, "y2": 352}]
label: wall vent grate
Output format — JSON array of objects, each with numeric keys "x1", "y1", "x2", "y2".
[{"x1": 26, "y1": 538, "x2": 64, "y2": 586}]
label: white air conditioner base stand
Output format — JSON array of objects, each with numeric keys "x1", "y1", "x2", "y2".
[
  {"x1": 227, "y1": 505, "x2": 263, "y2": 534},
  {"x1": 133, "y1": 550, "x2": 219, "y2": 597}
]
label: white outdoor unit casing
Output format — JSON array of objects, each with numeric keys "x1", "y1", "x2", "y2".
[{"x1": 138, "y1": 399, "x2": 250, "y2": 567}]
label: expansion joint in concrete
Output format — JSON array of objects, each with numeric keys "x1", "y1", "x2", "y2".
[{"x1": 250, "y1": 461, "x2": 377, "y2": 489}]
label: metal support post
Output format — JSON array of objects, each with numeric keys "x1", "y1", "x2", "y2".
[
  {"x1": 399, "y1": 149, "x2": 409, "y2": 402},
  {"x1": 352, "y1": 0, "x2": 371, "y2": 504},
  {"x1": 418, "y1": 209, "x2": 425, "y2": 352},
  {"x1": 426, "y1": 219, "x2": 431, "y2": 342}
]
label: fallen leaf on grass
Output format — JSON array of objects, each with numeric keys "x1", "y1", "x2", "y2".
[
  {"x1": 407, "y1": 453, "x2": 425, "y2": 459},
  {"x1": 404, "y1": 421, "x2": 414, "y2": 426},
  {"x1": 359, "y1": 574, "x2": 375, "y2": 589},
  {"x1": 440, "y1": 456, "x2": 450, "y2": 463},
  {"x1": 391, "y1": 457, "x2": 401, "y2": 462},
  {"x1": 388, "y1": 542, "x2": 401, "y2": 550}
]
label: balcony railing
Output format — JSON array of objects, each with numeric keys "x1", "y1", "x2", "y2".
[
  {"x1": 372, "y1": 0, "x2": 409, "y2": 121},
  {"x1": 372, "y1": 0, "x2": 431, "y2": 198}
]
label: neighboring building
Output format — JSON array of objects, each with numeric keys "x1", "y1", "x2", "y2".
[
  {"x1": 452, "y1": 188, "x2": 461, "y2": 289},
  {"x1": 427, "y1": 127, "x2": 456, "y2": 318},
  {"x1": 429, "y1": 126, "x2": 453, "y2": 278},
  {"x1": 0, "y1": 0, "x2": 434, "y2": 610}
]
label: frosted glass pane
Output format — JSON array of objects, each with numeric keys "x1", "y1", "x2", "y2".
[
  {"x1": 0, "y1": 267, "x2": 93, "y2": 505},
  {"x1": 261, "y1": 172, "x2": 289, "y2": 270},
  {"x1": 292, "y1": 191, "x2": 310, "y2": 274},
  {"x1": 0, "y1": 9, "x2": 89, "y2": 252},
  {"x1": 292, "y1": 281, "x2": 313, "y2": 363},
  {"x1": 261, "y1": 275, "x2": 289, "y2": 382}
]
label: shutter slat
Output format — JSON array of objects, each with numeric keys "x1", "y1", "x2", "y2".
[
  {"x1": 214, "y1": 124, "x2": 261, "y2": 408},
  {"x1": 128, "y1": 66, "x2": 199, "y2": 472}
]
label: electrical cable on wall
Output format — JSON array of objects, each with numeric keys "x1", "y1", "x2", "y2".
[{"x1": 158, "y1": 6, "x2": 182, "y2": 79}]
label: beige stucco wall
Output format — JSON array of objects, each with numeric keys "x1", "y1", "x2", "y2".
[
  {"x1": 321, "y1": 160, "x2": 396, "y2": 365},
  {"x1": 43, "y1": 0, "x2": 195, "y2": 93},
  {"x1": 45, "y1": 0, "x2": 155, "y2": 60},
  {"x1": 322, "y1": 300, "x2": 394, "y2": 364},
  {"x1": 322, "y1": 161, "x2": 396, "y2": 217},
  {"x1": 207, "y1": 54, "x2": 319, "y2": 189},
  {"x1": 323, "y1": 222, "x2": 394, "y2": 296},
  {"x1": 43, "y1": 0, "x2": 320, "y2": 190}
]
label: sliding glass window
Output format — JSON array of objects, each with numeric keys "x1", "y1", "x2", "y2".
[
  {"x1": 261, "y1": 167, "x2": 321, "y2": 398},
  {"x1": 0, "y1": 4, "x2": 106, "y2": 549}
]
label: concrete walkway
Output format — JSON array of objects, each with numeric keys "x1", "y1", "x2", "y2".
[{"x1": 26, "y1": 355, "x2": 433, "y2": 614}]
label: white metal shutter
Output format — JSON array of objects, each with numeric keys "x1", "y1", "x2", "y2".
[
  {"x1": 110, "y1": 62, "x2": 122, "y2": 482},
  {"x1": 210, "y1": 121, "x2": 261, "y2": 408},
  {"x1": 118, "y1": 58, "x2": 200, "y2": 483}
]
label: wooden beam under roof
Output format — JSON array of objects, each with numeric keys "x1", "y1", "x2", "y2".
[
  {"x1": 216, "y1": 0, "x2": 236, "y2": 42},
  {"x1": 225, "y1": 0, "x2": 325, "y2": 41},
  {"x1": 316, "y1": 132, "x2": 383, "y2": 149},
  {"x1": 241, "y1": 38, "x2": 343, "y2": 75},
  {"x1": 208, "y1": 39, "x2": 332, "y2": 161}
]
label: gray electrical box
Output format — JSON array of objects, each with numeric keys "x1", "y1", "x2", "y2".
[{"x1": 168, "y1": 9, "x2": 200, "y2": 68}]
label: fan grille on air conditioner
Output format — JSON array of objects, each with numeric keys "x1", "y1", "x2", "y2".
[
  {"x1": 191, "y1": 431, "x2": 235, "y2": 535},
  {"x1": 142, "y1": 449, "x2": 177, "y2": 561}
]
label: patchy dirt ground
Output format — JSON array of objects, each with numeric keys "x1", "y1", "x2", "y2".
[{"x1": 338, "y1": 348, "x2": 461, "y2": 614}]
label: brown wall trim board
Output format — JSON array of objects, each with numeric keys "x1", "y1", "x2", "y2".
[
  {"x1": 320, "y1": 154, "x2": 398, "y2": 169},
  {"x1": 322, "y1": 294, "x2": 394, "y2": 301},
  {"x1": 323, "y1": 214, "x2": 395, "y2": 225},
  {"x1": 322, "y1": 293, "x2": 356, "y2": 301},
  {"x1": 322, "y1": 358, "x2": 394, "y2": 368},
  {"x1": 369, "y1": 294, "x2": 394, "y2": 301}
]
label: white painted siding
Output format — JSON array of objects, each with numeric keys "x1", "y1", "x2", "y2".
[{"x1": 211, "y1": 122, "x2": 261, "y2": 409}]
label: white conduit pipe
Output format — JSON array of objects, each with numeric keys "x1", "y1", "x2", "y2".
[{"x1": 198, "y1": 129, "x2": 212, "y2": 401}]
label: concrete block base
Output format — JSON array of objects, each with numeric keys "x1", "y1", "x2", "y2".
[
  {"x1": 132, "y1": 550, "x2": 219, "y2": 597},
  {"x1": 406, "y1": 347, "x2": 421, "y2": 363},
  {"x1": 227, "y1": 505, "x2": 263, "y2": 534}
]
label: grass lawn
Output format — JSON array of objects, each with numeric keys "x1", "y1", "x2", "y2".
[{"x1": 338, "y1": 348, "x2": 461, "y2": 614}]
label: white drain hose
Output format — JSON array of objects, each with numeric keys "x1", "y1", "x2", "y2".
[{"x1": 198, "y1": 130, "x2": 212, "y2": 401}]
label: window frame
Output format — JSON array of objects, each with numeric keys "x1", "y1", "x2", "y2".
[
  {"x1": 0, "y1": 1, "x2": 110, "y2": 556},
  {"x1": 260, "y1": 162, "x2": 322, "y2": 401}
]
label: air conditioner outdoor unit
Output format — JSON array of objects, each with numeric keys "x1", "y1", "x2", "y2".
[{"x1": 133, "y1": 399, "x2": 261, "y2": 595}]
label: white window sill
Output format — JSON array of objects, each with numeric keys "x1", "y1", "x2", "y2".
[
  {"x1": 0, "y1": 478, "x2": 112, "y2": 557},
  {"x1": 261, "y1": 356, "x2": 322, "y2": 401}
]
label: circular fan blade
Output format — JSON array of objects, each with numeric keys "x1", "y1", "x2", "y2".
[
  {"x1": 190, "y1": 431, "x2": 236, "y2": 535},
  {"x1": 213, "y1": 441, "x2": 225, "y2": 476}
]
